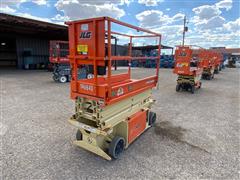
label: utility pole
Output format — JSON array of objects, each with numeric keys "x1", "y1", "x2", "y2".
[{"x1": 182, "y1": 15, "x2": 188, "y2": 46}]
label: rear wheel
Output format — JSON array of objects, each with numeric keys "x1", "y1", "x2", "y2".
[
  {"x1": 148, "y1": 111, "x2": 156, "y2": 126},
  {"x1": 211, "y1": 73, "x2": 214, "y2": 79},
  {"x1": 59, "y1": 76, "x2": 67, "y2": 83},
  {"x1": 191, "y1": 85, "x2": 195, "y2": 94},
  {"x1": 109, "y1": 136, "x2": 125, "y2": 159},
  {"x1": 53, "y1": 75, "x2": 59, "y2": 82},
  {"x1": 199, "y1": 82, "x2": 202, "y2": 89}
]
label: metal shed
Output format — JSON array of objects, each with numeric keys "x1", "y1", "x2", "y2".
[{"x1": 0, "y1": 13, "x2": 68, "y2": 69}]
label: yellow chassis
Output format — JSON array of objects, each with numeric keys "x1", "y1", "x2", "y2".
[
  {"x1": 202, "y1": 67, "x2": 214, "y2": 76},
  {"x1": 68, "y1": 89, "x2": 155, "y2": 160},
  {"x1": 202, "y1": 67, "x2": 215, "y2": 80},
  {"x1": 177, "y1": 74, "x2": 201, "y2": 85}
]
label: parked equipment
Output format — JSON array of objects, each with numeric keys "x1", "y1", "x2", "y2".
[
  {"x1": 201, "y1": 50, "x2": 216, "y2": 80},
  {"x1": 66, "y1": 17, "x2": 161, "y2": 160},
  {"x1": 227, "y1": 57, "x2": 237, "y2": 68},
  {"x1": 160, "y1": 55, "x2": 174, "y2": 68},
  {"x1": 49, "y1": 41, "x2": 71, "y2": 83},
  {"x1": 214, "y1": 53, "x2": 223, "y2": 74},
  {"x1": 132, "y1": 46, "x2": 158, "y2": 68},
  {"x1": 49, "y1": 41, "x2": 87, "y2": 82},
  {"x1": 173, "y1": 46, "x2": 203, "y2": 94}
]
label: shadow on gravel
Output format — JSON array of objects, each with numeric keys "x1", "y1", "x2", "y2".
[
  {"x1": 155, "y1": 121, "x2": 186, "y2": 141},
  {"x1": 154, "y1": 121, "x2": 210, "y2": 153}
]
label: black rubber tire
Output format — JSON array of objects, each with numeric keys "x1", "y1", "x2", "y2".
[
  {"x1": 182, "y1": 84, "x2": 185, "y2": 90},
  {"x1": 67, "y1": 75, "x2": 71, "y2": 82},
  {"x1": 148, "y1": 111, "x2": 157, "y2": 126},
  {"x1": 59, "y1": 76, "x2": 67, "y2": 83},
  {"x1": 176, "y1": 84, "x2": 180, "y2": 92},
  {"x1": 109, "y1": 136, "x2": 125, "y2": 159},
  {"x1": 211, "y1": 74, "x2": 214, "y2": 79},
  {"x1": 191, "y1": 85, "x2": 195, "y2": 94},
  {"x1": 53, "y1": 75, "x2": 59, "y2": 82},
  {"x1": 76, "y1": 129, "x2": 82, "y2": 141},
  {"x1": 199, "y1": 82, "x2": 202, "y2": 89}
]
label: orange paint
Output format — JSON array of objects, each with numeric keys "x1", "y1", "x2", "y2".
[
  {"x1": 173, "y1": 46, "x2": 203, "y2": 76},
  {"x1": 128, "y1": 110, "x2": 147, "y2": 144},
  {"x1": 66, "y1": 17, "x2": 161, "y2": 106},
  {"x1": 49, "y1": 41, "x2": 69, "y2": 64}
]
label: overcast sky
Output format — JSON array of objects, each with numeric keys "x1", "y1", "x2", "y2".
[{"x1": 0, "y1": 0, "x2": 239, "y2": 48}]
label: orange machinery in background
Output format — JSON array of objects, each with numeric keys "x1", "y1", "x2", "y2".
[
  {"x1": 49, "y1": 41, "x2": 71, "y2": 83},
  {"x1": 173, "y1": 46, "x2": 203, "y2": 94},
  {"x1": 200, "y1": 49, "x2": 217, "y2": 80},
  {"x1": 213, "y1": 52, "x2": 223, "y2": 74},
  {"x1": 66, "y1": 17, "x2": 161, "y2": 160},
  {"x1": 49, "y1": 41, "x2": 69, "y2": 64}
]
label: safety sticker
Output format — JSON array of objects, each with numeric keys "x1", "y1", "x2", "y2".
[{"x1": 77, "y1": 44, "x2": 88, "y2": 54}]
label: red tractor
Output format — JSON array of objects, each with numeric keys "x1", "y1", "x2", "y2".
[{"x1": 173, "y1": 46, "x2": 203, "y2": 94}]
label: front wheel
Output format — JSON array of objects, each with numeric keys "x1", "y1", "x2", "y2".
[
  {"x1": 76, "y1": 129, "x2": 82, "y2": 141},
  {"x1": 176, "y1": 84, "x2": 181, "y2": 92},
  {"x1": 109, "y1": 136, "x2": 125, "y2": 159},
  {"x1": 59, "y1": 76, "x2": 67, "y2": 83}
]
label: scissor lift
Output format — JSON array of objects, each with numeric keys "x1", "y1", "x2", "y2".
[
  {"x1": 201, "y1": 50, "x2": 216, "y2": 80},
  {"x1": 66, "y1": 17, "x2": 161, "y2": 160},
  {"x1": 49, "y1": 41, "x2": 88, "y2": 82},
  {"x1": 214, "y1": 53, "x2": 223, "y2": 74},
  {"x1": 49, "y1": 41, "x2": 72, "y2": 83},
  {"x1": 173, "y1": 46, "x2": 203, "y2": 94}
]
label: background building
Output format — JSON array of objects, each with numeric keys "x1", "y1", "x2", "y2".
[
  {"x1": 1, "y1": 13, "x2": 239, "y2": 70},
  {"x1": 0, "y1": 13, "x2": 68, "y2": 69}
]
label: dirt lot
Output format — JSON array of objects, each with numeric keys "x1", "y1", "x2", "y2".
[{"x1": 0, "y1": 68, "x2": 239, "y2": 179}]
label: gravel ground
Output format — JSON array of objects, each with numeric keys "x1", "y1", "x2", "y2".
[{"x1": 0, "y1": 68, "x2": 239, "y2": 180}]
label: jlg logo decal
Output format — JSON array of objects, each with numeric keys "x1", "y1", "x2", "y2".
[{"x1": 80, "y1": 32, "x2": 92, "y2": 39}]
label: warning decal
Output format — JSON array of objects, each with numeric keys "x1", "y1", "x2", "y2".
[{"x1": 77, "y1": 45, "x2": 88, "y2": 55}]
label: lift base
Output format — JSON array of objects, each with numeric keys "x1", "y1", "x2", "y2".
[
  {"x1": 68, "y1": 89, "x2": 156, "y2": 160},
  {"x1": 176, "y1": 75, "x2": 201, "y2": 94},
  {"x1": 202, "y1": 68, "x2": 214, "y2": 80}
]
